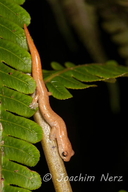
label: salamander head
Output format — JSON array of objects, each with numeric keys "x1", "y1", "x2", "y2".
[
  {"x1": 59, "y1": 142, "x2": 75, "y2": 162},
  {"x1": 50, "y1": 123, "x2": 74, "y2": 161}
]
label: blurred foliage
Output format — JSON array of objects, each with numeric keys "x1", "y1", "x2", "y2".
[{"x1": 46, "y1": 0, "x2": 128, "y2": 64}]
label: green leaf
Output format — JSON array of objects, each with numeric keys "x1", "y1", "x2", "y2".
[
  {"x1": 51, "y1": 61, "x2": 65, "y2": 70},
  {"x1": 0, "y1": 17, "x2": 28, "y2": 49},
  {"x1": 1, "y1": 110, "x2": 42, "y2": 143},
  {"x1": 118, "y1": 191, "x2": 127, "y2": 192},
  {"x1": 0, "y1": 1, "x2": 42, "y2": 191},
  {"x1": 46, "y1": 74, "x2": 96, "y2": 99},
  {"x1": 79, "y1": 63, "x2": 128, "y2": 79},
  {"x1": 8, "y1": 0, "x2": 26, "y2": 5},
  {"x1": 65, "y1": 62, "x2": 76, "y2": 68},
  {"x1": 46, "y1": 81, "x2": 73, "y2": 99},
  {"x1": 2, "y1": 157, "x2": 42, "y2": 190},
  {"x1": 3, "y1": 135, "x2": 40, "y2": 166},
  {"x1": 44, "y1": 62, "x2": 128, "y2": 99},
  {"x1": 0, "y1": 0, "x2": 30, "y2": 27},
  {"x1": 0, "y1": 39, "x2": 31, "y2": 72},
  {"x1": 0, "y1": 87, "x2": 37, "y2": 117},
  {"x1": 3, "y1": 185, "x2": 31, "y2": 192},
  {"x1": 0, "y1": 62, "x2": 36, "y2": 94},
  {"x1": 54, "y1": 74, "x2": 92, "y2": 89}
]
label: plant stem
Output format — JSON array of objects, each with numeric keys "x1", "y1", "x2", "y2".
[{"x1": 34, "y1": 110, "x2": 73, "y2": 192}]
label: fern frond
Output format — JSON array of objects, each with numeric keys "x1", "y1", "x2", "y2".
[
  {"x1": 0, "y1": 0, "x2": 42, "y2": 191},
  {"x1": 1, "y1": 110, "x2": 42, "y2": 144},
  {"x1": 0, "y1": 39, "x2": 31, "y2": 72},
  {"x1": 0, "y1": 86, "x2": 37, "y2": 117},
  {"x1": 0, "y1": 17, "x2": 28, "y2": 49},
  {"x1": 100, "y1": 4, "x2": 128, "y2": 59},
  {"x1": 44, "y1": 61, "x2": 128, "y2": 99},
  {"x1": 0, "y1": 62, "x2": 36, "y2": 94},
  {"x1": 8, "y1": 0, "x2": 26, "y2": 5},
  {"x1": 2, "y1": 157, "x2": 41, "y2": 190},
  {"x1": 86, "y1": 1, "x2": 128, "y2": 62},
  {"x1": 0, "y1": 0, "x2": 30, "y2": 26}
]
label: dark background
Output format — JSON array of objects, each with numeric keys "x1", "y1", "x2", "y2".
[{"x1": 23, "y1": 1, "x2": 128, "y2": 191}]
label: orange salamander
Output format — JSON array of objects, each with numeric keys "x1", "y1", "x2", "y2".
[{"x1": 24, "y1": 24, "x2": 74, "y2": 161}]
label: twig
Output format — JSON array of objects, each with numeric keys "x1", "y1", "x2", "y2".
[{"x1": 34, "y1": 110, "x2": 73, "y2": 192}]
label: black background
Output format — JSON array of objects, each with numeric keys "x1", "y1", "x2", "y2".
[{"x1": 23, "y1": 1, "x2": 128, "y2": 191}]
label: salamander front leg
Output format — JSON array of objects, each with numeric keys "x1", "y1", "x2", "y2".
[{"x1": 29, "y1": 90, "x2": 39, "y2": 109}]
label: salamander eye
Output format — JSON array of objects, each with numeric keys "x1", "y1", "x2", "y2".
[{"x1": 62, "y1": 151, "x2": 68, "y2": 157}]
